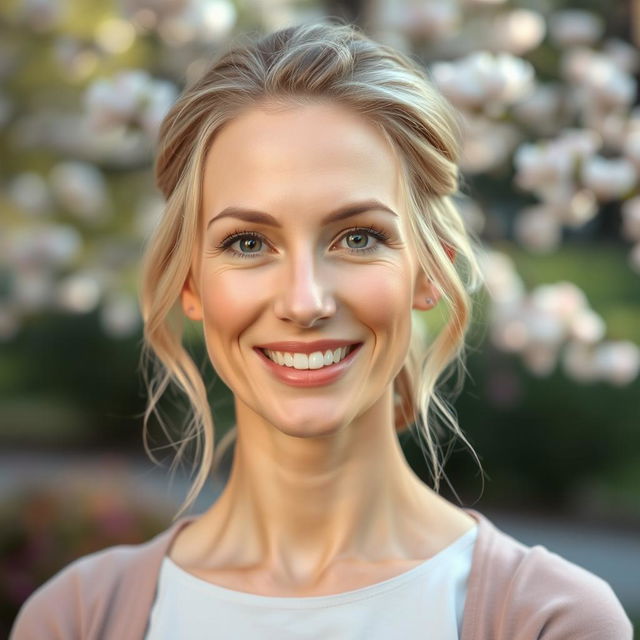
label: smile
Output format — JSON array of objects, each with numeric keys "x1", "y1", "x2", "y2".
[
  {"x1": 261, "y1": 345, "x2": 356, "y2": 370},
  {"x1": 253, "y1": 342, "x2": 363, "y2": 387}
]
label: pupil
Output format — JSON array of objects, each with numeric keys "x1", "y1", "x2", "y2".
[
  {"x1": 349, "y1": 233, "x2": 364, "y2": 244},
  {"x1": 242, "y1": 238, "x2": 260, "y2": 252}
]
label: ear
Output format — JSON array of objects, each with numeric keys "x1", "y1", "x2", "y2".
[
  {"x1": 412, "y1": 243, "x2": 456, "y2": 311},
  {"x1": 180, "y1": 271, "x2": 203, "y2": 321},
  {"x1": 412, "y1": 270, "x2": 440, "y2": 311}
]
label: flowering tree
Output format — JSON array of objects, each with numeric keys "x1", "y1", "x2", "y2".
[{"x1": 1, "y1": 0, "x2": 639, "y2": 386}]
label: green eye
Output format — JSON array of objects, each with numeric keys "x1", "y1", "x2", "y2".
[{"x1": 217, "y1": 225, "x2": 391, "y2": 260}]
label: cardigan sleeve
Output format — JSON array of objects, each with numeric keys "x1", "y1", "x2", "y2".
[
  {"x1": 502, "y1": 546, "x2": 633, "y2": 640},
  {"x1": 10, "y1": 556, "x2": 88, "y2": 640},
  {"x1": 10, "y1": 543, "x2": 162, "y2": 640},
  {"x1": 9, "y1": 524, "x2": 181, "y2": 640}
]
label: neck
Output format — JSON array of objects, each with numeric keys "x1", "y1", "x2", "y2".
[{"x1": 180, "y1": 391, "x2": 466, "y2": 588}]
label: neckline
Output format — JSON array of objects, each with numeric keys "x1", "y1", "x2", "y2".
[{"x1": 161, "y1": 523, "x2": 478, "y2": 608}]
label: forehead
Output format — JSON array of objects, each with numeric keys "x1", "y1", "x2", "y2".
[{"x1": 202, "y1": 100, "x2": 403, "y2": 216}]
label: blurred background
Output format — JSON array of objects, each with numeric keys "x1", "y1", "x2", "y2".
[{"x1": 1, "y1": 0, "x2": 639, "y2": 634}]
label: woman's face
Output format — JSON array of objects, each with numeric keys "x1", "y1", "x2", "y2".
[{"x1": 182, "y1": 100, "x2": 434, "y2": 437}]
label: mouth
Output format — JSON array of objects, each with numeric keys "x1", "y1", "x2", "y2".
[
  {"x1": 253, "y1": 342, "x2": 363, "y2": 387},
  {"x1": 257, "y1": 343, "x2": 361, "y2": 370}
]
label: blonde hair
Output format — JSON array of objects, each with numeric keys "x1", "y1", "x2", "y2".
[{"x1": 138, "y1": 20, "x2": 485, "y2": 518}]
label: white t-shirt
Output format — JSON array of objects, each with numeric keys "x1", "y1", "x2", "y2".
[{"x1": 145, "y1": 524, "x2": 478, "y2": 639}]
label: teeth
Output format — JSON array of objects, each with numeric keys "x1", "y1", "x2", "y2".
[{"x1": 264, "y1": 346, "x2": 354, "y2": 369}]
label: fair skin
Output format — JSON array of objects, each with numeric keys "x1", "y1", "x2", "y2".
[{"x1": 177, "y1": 99, "x2": 475, "y2": 596}]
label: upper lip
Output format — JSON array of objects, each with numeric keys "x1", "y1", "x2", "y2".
[{"x1": 255, "y1": 339, "x2": 361, "y2": 354}]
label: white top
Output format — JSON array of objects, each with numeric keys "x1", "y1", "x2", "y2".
[{"x1": 145, "y1": 524, "x2": 478, "y2": 639}]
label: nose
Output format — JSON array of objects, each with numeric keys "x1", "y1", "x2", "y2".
[{"x1": 273, "y1": 250, "x2": 336, "y2": 328}]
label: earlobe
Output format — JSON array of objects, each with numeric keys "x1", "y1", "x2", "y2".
[
  {"x1": 412, "y1": 242, "x2": 456, "y2": 311},
  {"x1": 412, "y1": 273, "x2": 440, "y2": 311},
  {"x1": 181, "y1": 272, "x2": 203, "y2": 321}
]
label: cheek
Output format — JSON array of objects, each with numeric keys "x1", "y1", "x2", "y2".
[
  {"x1": 201, "y1": 269, "x2": 265, "y2": 327},
  {"x1": 342, "y1": 263, "x2": 414, "y2": 346},
  {"x1": 347, "y1": 259, "x2": 412, "y2": 309},
  {"x1": 198, "y1": 269, "x2": 268, "y2": 369}
]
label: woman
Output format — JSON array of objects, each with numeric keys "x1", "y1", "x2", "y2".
[{"x1": 11, "y1": 21, "x2": 632, "y2": 640}]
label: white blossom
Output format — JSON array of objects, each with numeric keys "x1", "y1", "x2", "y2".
[
  {"x1": 562, "y1": 341, "x2": 600, "y2": 382},
  {"x1": 12, "y1": 267, "x2": 55, "y2": 311},
  {"x1": 569, "y1": 309, "x2": 606, "y2": 344},
  {"x1": 584, "y1": 59, "x2": 636, "y2": 110},
  {"x1": 134, "y1": 196, "x2": 165, "y2": 239},
  {"x1": 490, "y1": 307, "x2": 529, "y2": 352},
  {"x1": 85, "y1": 71, "x2": 149, "y2": 130},
  {"x1": 514, "y1": 205, "x2": 562, "y2": 253},
  {"x1": 18, "y1": 0, "x2": 63, "y2": 32},
  {"x1": 581, "y1": 156, "x2": 637, "y2": 201},
  {"x1": 593, "y1": 341, "x2": 640, "y2": 386},
  {"x1": 8, "y1": 172, "x2": 52, "y2": 216},
  {"x1": 84, "y1": 70, "x2": 178, "y2": 138},
  {"x1": 431, "y1": 51, "x2": 534, "y2": 110},
  {"x1": 460, "y1": 115, "x2": 520, "y2": 173},
  {"x1": 530, "y1": 282, "x2": 588, "y2": 324},
  {"x1": 522, "y1": 343, "x2": 558, "y2": 376},
  {"x1": 559, "y1": 129, "x2": 602, "y2": 158},
  {"x1": 454, "y1": 197, "x2": 486, "y2": 235},
  {"x1": 556, "y1": 189, "x2": 598, "y2": 227},
  {"x1": 377, "y1": 0, "x2": 459, "y2": 39},
  {"x1": 526, "y1": 304, "x2": 568, "y2": 347},
  {"x1": 622, "y1": 130, "x2": 640, "y2": 167},
  {"x1": 100, "y1": 294, "x2": 141, "y2": 338},
  {"x1": 7, "y1": 225, "x2": 83, "y2": 269},
  {"x1": 593, "y1": 111, "x2": 629, "y2": 150},
  {"x1": 478, "y1": 250, "x2": 525, "y2": 310},
  {"x1": 562, "y1": 47, "x2": 597, "y2": 84},
  {"x1": 512, "y1": 84, "x2": 562, "y2": 132},
  {"x1": 95, "y1": 18, "x2": 136, "y2": 55},
  {"x1": 487, "y1": 280, "x2": 625, "y2": 382},
  {"x1": 564, "y1": 50, "x2": 636, "y2": 110},
  {"x1": 549, "y1": 10, "x2": 604, "y2": 48},
  {"x1": 55, "y1": 273, "x2": 103, "y2": 313},
  {"x1": 491, "y1": 9, "x2": 545, "y2": 56},
  {"x1": 159, "y1": 0, "x2": 237, "y2": 44},
  {"x1": 603, "y1": 38, "x2": 640, "y2": 74},
  {"x1": 513, "y1": 142, "x2": 572, "y2": 192},
  {"x1": 514, "y1": 130, "x2": 601, "y2": 195},
  {"x1": 139, "y1": 79, "x2": 178, "y2": 139},
  {"x1": 49, "y1": 161, "x2": 109, "y2": 220}
]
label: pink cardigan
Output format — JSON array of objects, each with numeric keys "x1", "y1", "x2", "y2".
[{"x1": 10, "y1": 508, "x2": 633, "y2": 639}]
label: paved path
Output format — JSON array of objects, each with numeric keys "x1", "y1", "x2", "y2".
[{"x1": 1, "y1": 451, "x2": 638, "y2": 618}]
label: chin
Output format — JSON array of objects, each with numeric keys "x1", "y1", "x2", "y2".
[{"x1": 270, "y1": 412, "x2": 349, "y2": 438}]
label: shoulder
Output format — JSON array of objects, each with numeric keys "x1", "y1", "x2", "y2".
[
  {"x1": 463, "y1": 509, "x2": 633, "y2": 640},
  {"x1": 10, "y1": 518, "x2": 194, "y2": 640},
  {"x1": 509, "y1": 544, "x2": 633, "y2": 639}
]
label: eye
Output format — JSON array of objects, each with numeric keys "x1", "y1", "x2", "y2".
[
  {"x1": 337, "y1": 226, "x2": 390, "y2": 254},
  {"x1": 216, "y1": 231, "x2": 267, "y2": 259},
  {"x1": 215, "y1": 225, "x2": 391, "y2": 260}
]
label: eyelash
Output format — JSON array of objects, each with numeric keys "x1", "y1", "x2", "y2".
[{"x1": 215, "y1": 226, "x2": 392, "y2": 260}]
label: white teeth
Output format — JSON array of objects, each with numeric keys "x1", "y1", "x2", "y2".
[{"x1": 264, "y1": 346, "x2": 355, "y2": 369}]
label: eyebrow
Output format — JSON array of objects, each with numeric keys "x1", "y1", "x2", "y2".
[{"x1": 206, "y1": 199, "x2": 398, "y2": 229}]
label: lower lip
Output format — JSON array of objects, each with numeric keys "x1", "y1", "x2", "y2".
[{"x1": 254, "y1": 344, "x2": 363, "y2": 387}]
